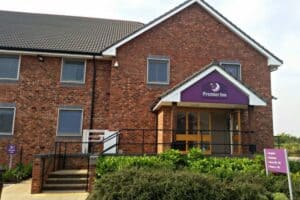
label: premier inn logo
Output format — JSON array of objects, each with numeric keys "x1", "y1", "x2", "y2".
[{"x1": 202, "y1": 82, "x2": 228, "y2": 98}]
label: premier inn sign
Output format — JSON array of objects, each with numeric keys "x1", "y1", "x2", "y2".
[
  {"x1": 202, "y1": 82, "x2": 228, "y2": 99},
  {"x1": 181, "y1": 70, "x2": 249, "y2": 105}
]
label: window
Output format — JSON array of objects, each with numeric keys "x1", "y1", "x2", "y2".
[
  {"x1": 61, "y1": 59, "x2": 85, "y2": 83},
  {"x1": 0, "y1": 106, "x2": 16, "y2": 135},
  {"x1": 221, "y1": 62, "x2": 241, "y2": 80},
  {"x1": 57, "y1": 108, "x2": 83, "y2": 136},
  {"x1": 0, "y1": 55, "x2": 20, "y2": 80},
  {"x1": 147, "y1": 57, "x2": 169, "y2": 84}
]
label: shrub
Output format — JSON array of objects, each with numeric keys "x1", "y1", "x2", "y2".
[
  {"x1": 159, "y1": 149, "x2": 187, "y2": 169},
  {"x1": 187, "y1": 148, "x2": 203, "y2": 161},
  {"x1": 96, "y1": 156, "x2": 173, "y2": 177},
  {"x1": 272, "y1": 193, "x2": 289, "y2": 200},
  {"x1": 2, "y1": 163, "x2": 32, "y2": 182},
  {"x1": 290, "y1": 161, "x2": 300, "y2": 173},
  {"x1": 89, "y1": 169, "x2": 227, "y2": 200},
  {"x1": 88, "y1": 169, "x2": 289, "y2": 200}
]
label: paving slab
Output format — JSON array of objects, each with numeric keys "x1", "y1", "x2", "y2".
[{"x1": 1, "y1": 179, "x2": 89, "y2": 200}]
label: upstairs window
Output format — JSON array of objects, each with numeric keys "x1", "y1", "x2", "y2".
[
  {"x1": 221, "y1": 62, "x2": 241, "y2": 80},
  {"x1": 147, "y1": 56, "x2": 170, "y2": 85},
  {"x1": 61, "y1": 59, "x2": 86, "y2": 84},
  {"x1": 57, "y1": 108, "x2": 83, "y2": 136},
  {"x1": 0, "y1": 106, "x2": 16, "y2": 135},
  {"x1": 0, "y1": 55, "x2": 20, "y2": 80}
]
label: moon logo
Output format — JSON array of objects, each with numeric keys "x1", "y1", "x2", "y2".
[{"x1": 210, "y1": 82, "x2": 221, "y2": 93}]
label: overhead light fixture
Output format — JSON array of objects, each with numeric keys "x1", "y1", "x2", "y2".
[
  {"x1": 37, "y1": 55, "x2": 44, "y2": 62},
  {"x1": 113, "y1": 60, "x2": 119, "y2": 68}
]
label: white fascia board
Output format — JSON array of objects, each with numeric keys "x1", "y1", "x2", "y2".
[
  {"x1": 102, "y1": 0, "x2": 282, "y2": 67},
  {"x1": 152, "y1": 65, "x2": 267, "y2": 111}
]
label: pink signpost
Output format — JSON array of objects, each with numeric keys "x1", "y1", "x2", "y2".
[{"x1": 264, "y1": 149, "x2": 293, "y2": 200}]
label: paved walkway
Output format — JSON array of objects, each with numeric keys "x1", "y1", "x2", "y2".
[{"x1": 1, "y1": 179, "x2": 89, "y2": 200}]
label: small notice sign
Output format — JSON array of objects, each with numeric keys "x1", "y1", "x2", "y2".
[
  {"x1": 264, "y1": 149, "x2": 288, "y2": 174},
  {"x1": 6, "y1": 144, "x2": 17, "y2": 155},
  {"x1": 264, "y1": 149, "x2": 293, "y2": 200}
]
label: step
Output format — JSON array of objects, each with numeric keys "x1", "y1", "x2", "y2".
[
  {"x1": 46, "y1": 177, "x2": 88, "y2": 184},
  {"x1": 48, "y1": 170, "x2": 88, "y2": 178},
  {"x1": 43, "y1": 183, "x2": 87, "y2": 191}
]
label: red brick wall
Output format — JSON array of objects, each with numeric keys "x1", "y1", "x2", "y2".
[
  {"x1": 108, "y1": 3, "x2": 273, "y2": 151},
  {"x1": 0, "y1": 55, "x2": 111, "y2": 165}
]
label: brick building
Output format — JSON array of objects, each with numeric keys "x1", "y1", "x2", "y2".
[{"x1": 0, "y1": 0, "x2": 282, "y2": 166}]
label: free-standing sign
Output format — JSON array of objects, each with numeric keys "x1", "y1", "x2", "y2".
[
  {"x1": 6, "y1": 144, "x2": 17, "y2": 170},
  {"x1": 264, "y1": 149, "x2": 293, "y2": 200},
  {"x1": 6, "y1": 144, "x2": 17, "y2": 155}
]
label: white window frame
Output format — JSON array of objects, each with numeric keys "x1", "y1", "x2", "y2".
[
  {"x1": 0, "y1": 106, "x2": 16, "y2": 135},
  {"x1": 220, "y1": 61, "x2": 242, "y2": 80},
  {"x1": 0, "y1": 55, "x2": 21, "y2": 81},
  {"x1": 147, "y1": 57, "x2": 170, "y2": 85},
  {"x1": 60, "y1": 58, "x2": 86, "y2": 84},
  {"x1": 56, "y1": 107, "x2": 84, "y2": 137}
]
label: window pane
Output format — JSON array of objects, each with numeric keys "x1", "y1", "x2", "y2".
[
  {"x1": 0, "y1": 55, "x2": 19, "y2": 79},
  {"x1": 188, "y1": 112, "x2": 197, "y2": 134},
  {"x1": 62, "y1": 60, "x2": 85, "y2": 82},
  {"x1": 148, "y1": 59, "x2": 168, "y2": 83},
  {"x1": 200, "y1": 112, "x2": 209, "y2": 133},
  {"x1": 0, "y1": 108, "x2": 14, "y2": 134},
  {"x1": 222, "y1": 63, "x2": 240, "y2": 80},
  {"x1": 58, "y1": 109, "x2": 82, "y2": 135},
  {"x1": 176, "y1": 112, "x2": 186, "y2": 134}
]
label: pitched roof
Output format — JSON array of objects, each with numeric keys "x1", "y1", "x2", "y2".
[
  {"x1": 152, "y1": 62, "x2": 267, "y2": 111},
  {"x1": 102, "y1": 0, "x2": 282, "y2": 67},
  {"x1": 0, "y1": 10, "x2": 143, "y2": 55}
]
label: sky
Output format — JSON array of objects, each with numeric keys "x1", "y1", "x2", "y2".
[{"x1": 1, "y1": 0, "x2": 299, "y2": 136}]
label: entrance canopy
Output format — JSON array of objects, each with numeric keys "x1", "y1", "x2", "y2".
[{"x1": 152, "y1": 63, "x2": 266, "y2": 111}]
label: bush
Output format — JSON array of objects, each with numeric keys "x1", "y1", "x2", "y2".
[
  {"x1": 89, "y1": 169, "x2": 226, "y2": 200},
  {"x1": 96, "y1": 156, "x2": 173, "y2": 177},
  {"x1": 290, "y1": 161, "x2": 300, "y2": 173},
  {"x1": 89, "y1": 169, "x2": 292, "y2": 200},
  {"x1": 159, "y1": 149, "x2": 187, "y2": 169},
  {"x1": 2, "y1": 163, "x2": 32, "y2": 182},
  {"x1": 272, "y1": 193, "x2": 289, "y2": 200}
]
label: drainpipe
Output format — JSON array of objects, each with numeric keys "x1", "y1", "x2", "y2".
[{"x1": 89, "y1": 55, "x2": 97, "y2": 129}]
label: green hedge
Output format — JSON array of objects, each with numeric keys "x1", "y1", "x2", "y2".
[
  {"x1": 89, "y1": 169, "x2": 294, "y2": 200},
  {"x1": 93, "y1": 149, "x2": 300, "y2": 199}
]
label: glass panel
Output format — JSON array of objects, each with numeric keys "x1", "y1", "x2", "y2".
[
  {"x1": 0, "y1": 55, "x2": 19, "y2": 79},
  {"x1": 173, "y1": 141, "x2": 186, "y2": 151},
  {"x1": 200, "y1": 112, "x2": 209, "y2": 134},
  {"x1": 188, "y1": 141, "x2": 198, "y2": 149},
  {"x1": 148, "y1": 59, "x2": 168, "y2": 83},
  {"x1": 176, "y1": 112, "x2": 186, "y2": 134},
  {"x1": 0, "y1": 108, "x2": 14, "y2": 134},
  {"x1": 188, "y1": 112, "x2": 197, "y2": 134},
  {"x1": 58, "y1": 109, "x2": 82, "y2": 135},
  {"x1": 222, "y1": 63, "x2": 241, "y2": 80},
  {"x1": 62, "y1": 60, "x2": 85, "y2": 82}
]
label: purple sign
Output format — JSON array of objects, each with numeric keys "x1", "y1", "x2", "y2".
[
  {"x1": 181, "y1": 71, "x2": 249, "y2": 105},
  {"x1": 264, "y1": 149, "x2": 288, "y2": 174},
  {"x1": 6, "y1": 144, "x2": 17, "y2": 155}
]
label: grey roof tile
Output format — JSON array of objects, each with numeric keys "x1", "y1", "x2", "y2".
[{"x1": 0, "y1": 10, "x2": 143, "y2": 54}]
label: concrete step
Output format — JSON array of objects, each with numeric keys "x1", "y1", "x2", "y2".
[
  {"x1": 46, "y1": 177, "x2": 88, "y2": 184},
  {"x1": 48, "y1": 170, "x2": 88, "y2": 178},
  {"x1": 43, "y1": 183, "x2": 87, "y2": 191}
]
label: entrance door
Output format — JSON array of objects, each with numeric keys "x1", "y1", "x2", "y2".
[{"x1": 211, "y1": 112, "x2": 231, "y2": 154}]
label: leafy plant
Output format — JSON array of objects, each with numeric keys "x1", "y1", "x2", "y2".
[{"x1": 2, "y1": 163, "x2": 32, "y2": 182}]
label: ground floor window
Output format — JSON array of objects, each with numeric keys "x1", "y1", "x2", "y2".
[
  {"x1": 0, "y1": 106, "x2": 16, "y2": 135},
  {"x1": 57, "y1": 107, "x2": 83, "y2": 136}
]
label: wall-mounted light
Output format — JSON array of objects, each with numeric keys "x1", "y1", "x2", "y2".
[
  {"x1": 113, "y1": 60, "x2": 119, "y2": 68},
  {"x1": 37, "y1": 55, "x2": 44, "y2": 62}
]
